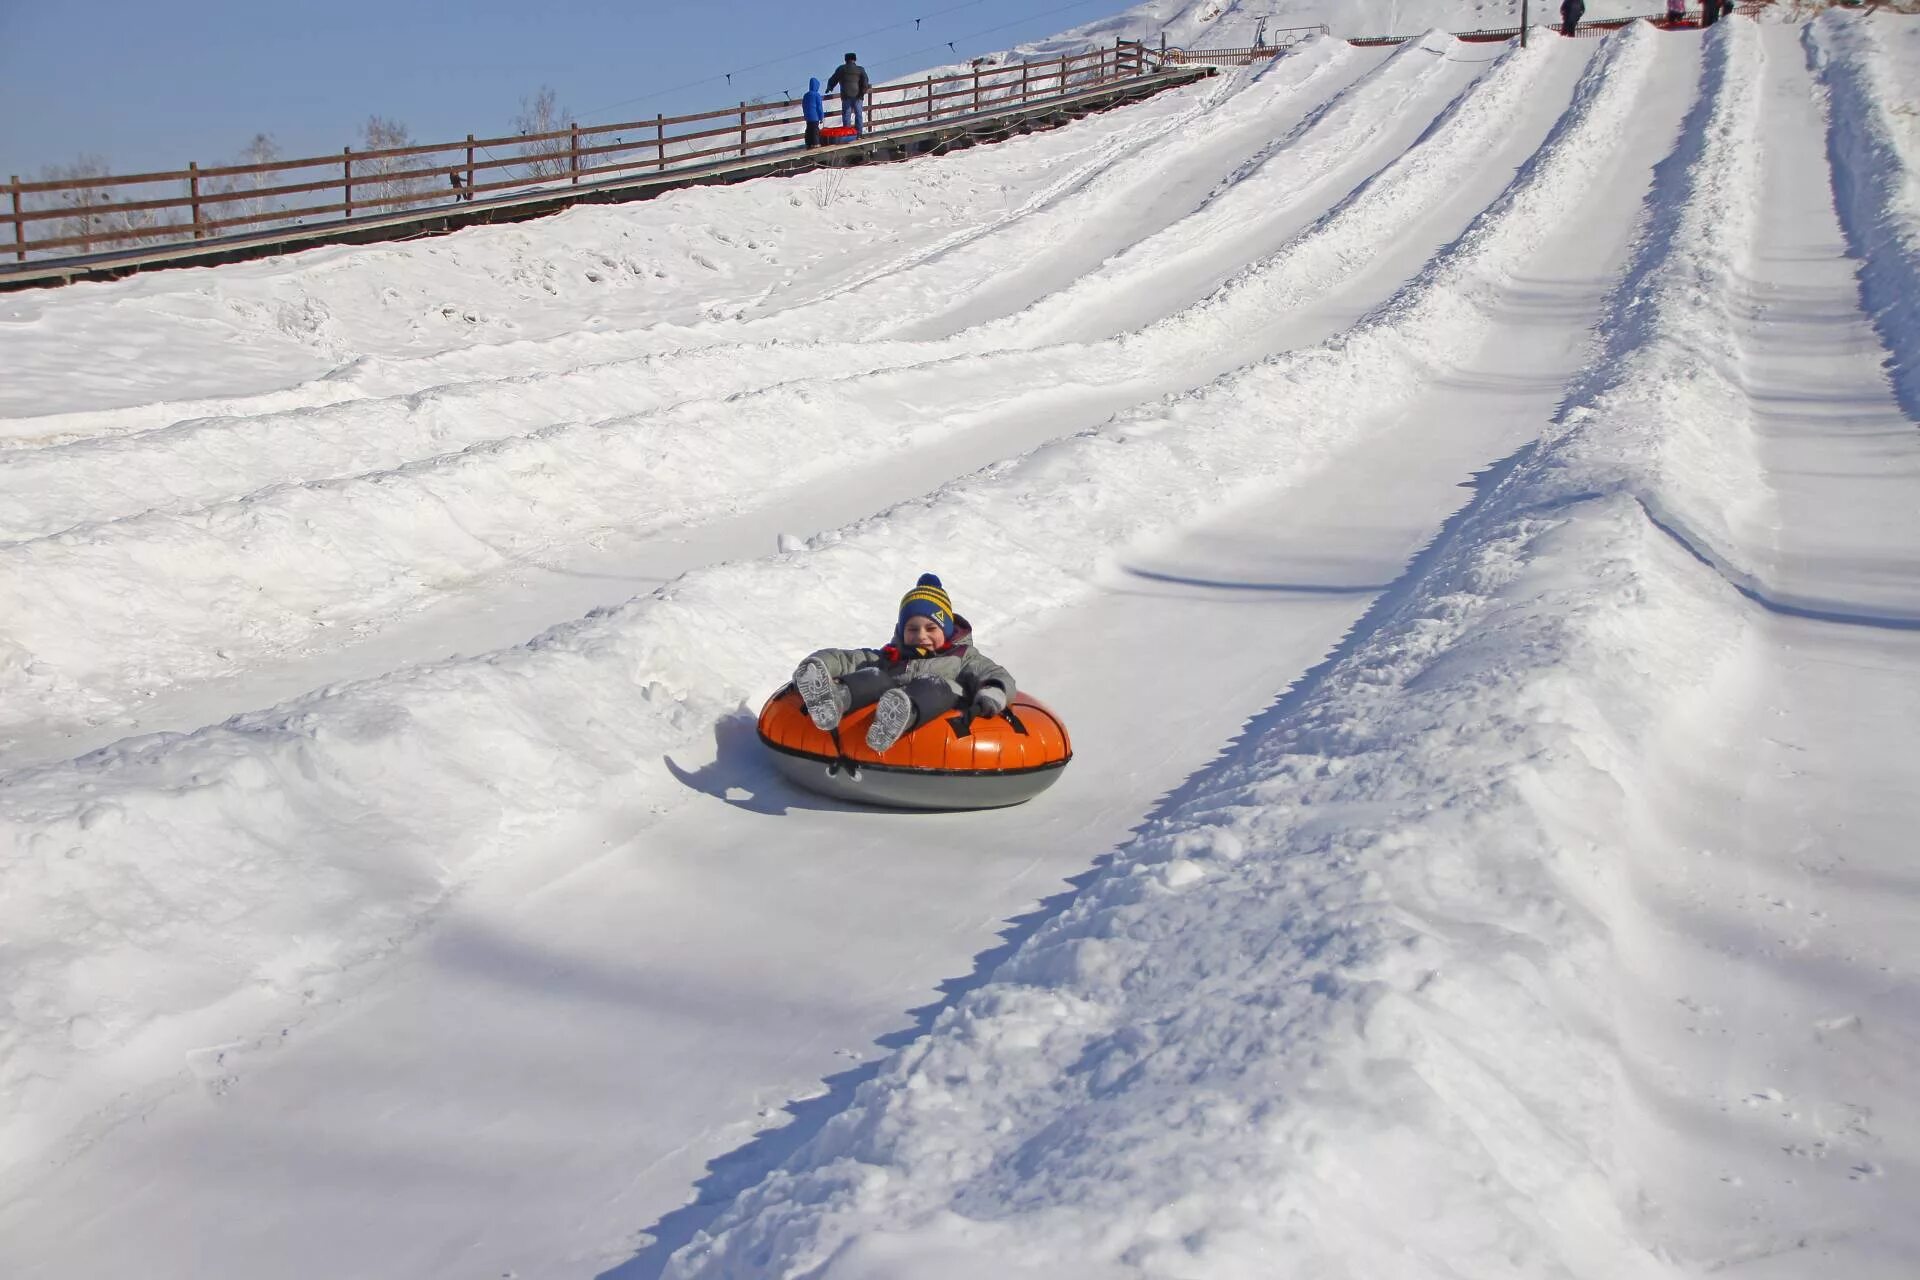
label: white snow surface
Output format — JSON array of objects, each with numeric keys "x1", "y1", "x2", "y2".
[
  {"x1": 2, "y1": 7, "x2": 1917, "y2": 1280},
  {"x1": 1809, "y1": 11, "x2": 1920, "y2": 415}
]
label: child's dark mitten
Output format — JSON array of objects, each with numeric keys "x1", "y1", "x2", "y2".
[{"x1": 970, "y1": 686, "x2": 1008, "y2": 718}]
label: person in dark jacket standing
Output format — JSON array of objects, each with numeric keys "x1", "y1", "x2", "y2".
[
  {"x1": 1703, "y1": 0, "x2": 1722, "y2": 26},
  {"x1": 802, "y1": 77, "x2": 825, "y2": 148},
  {"x1": 1560, "y1": 0, "x2": 1585, "y2": 37},
  {"x1": 826, "y1": 52, "x2": 870, "y2": 136}
]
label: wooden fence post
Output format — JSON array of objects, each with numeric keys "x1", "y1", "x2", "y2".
[
  {"x1": 343, "y1": 147, "x2": 354, "y2": 219},
  {"x1": 189, "y1": 161, "x2": 203, "y2": 238},
  {"x1": 1021, "y1": 62, "x2": 1029, "y2": 103},
  {"x1": 571, "y1": 123, "x2": 581, "y2": 184},
  {"x1": 8, "y1": 176, "x2": 23, "y2": 262},
  {"x1": 465, "y1": 134, "x2": 475, "y2": 200},
  {"x1": 926, "y1": 76, "x2": 934, "y2": 122},
  {"x1": 740, "y1": 101, "x2": 748, "y2": 158},
  {"x1": 656, "y1": 114, "x2": 666, "y2": 170},
  {"x1": 973, "y1": 65, "x2": 981, "y2": 114}
]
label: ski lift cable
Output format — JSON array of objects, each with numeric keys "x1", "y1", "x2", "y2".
[
  {"x1": 869, "y1": 0, "x2": 1123, "y2": 80},
  {"x1": 576, "y1": 0, "x2": 994, "y2": 121}
]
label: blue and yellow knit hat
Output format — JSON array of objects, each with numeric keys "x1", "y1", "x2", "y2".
[{"x1": 895, "y1": 572, "x2": 955, "y2": 645}]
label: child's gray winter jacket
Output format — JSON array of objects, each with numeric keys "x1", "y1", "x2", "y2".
[{"x1": 803, "y1": 617, "x2": 1014, "y2": 702}]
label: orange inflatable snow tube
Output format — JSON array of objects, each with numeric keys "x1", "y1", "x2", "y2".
[{"x1": 757, "y1": 686, "x2": 1072, "y2": 810}]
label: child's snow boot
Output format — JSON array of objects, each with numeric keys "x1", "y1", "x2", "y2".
[
  {"x1": 795, "y1": 657, "x2": 849, "y2": 730},
  {"x1": 865, "y1": 687, "x2": 917, "y2": 753}
]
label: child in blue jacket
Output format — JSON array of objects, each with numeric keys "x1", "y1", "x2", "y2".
[{"x1": 802, "y1": 78, "x2": 824, "y2": 148}]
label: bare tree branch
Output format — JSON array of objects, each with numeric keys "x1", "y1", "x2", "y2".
[
  {"x1": 357, "y1": 115, "x2": 431, "y2": 210},
  {"x1": 513, "y1": 86, "x2": 571, "y2": 179},
  {"x1": 206, "y1": 133, "x2": 287, "y2": 229}
]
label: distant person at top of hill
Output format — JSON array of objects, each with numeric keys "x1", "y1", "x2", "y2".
[
  {"x1": 803, "y1": 77, "x2": 825, "y2": 148},
  {"x1": 1666, "y1": 0, "x2": 1689, "y2": 25},
  {"x1": 1560, "y1": 0, "x2": 1585, "y2": 37},
  {"x1": 826, "y1": 53, "x2": 870, "y2": 136}
]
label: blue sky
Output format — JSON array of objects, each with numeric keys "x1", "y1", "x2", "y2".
[{"x1": 0, "y1": 0, "x2": 1131, "y2": 178}]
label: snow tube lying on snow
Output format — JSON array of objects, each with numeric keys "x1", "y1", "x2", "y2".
[{"x1": 756, "y1": 686, "x2": 1072, "y2": 810}]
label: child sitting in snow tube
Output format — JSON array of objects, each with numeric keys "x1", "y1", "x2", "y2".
[
  {"x1": 793, "y1": 573, "x2": 1014, "y2": 752},
  {"x1": 758, "y1": 573, "x2": 1070, "y2": 809}
]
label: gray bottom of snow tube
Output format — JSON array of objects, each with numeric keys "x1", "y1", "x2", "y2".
[{"x1": 767, "y1": 748, "x2": 1067, "y2": 811}]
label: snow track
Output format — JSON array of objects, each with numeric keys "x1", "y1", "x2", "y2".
[
  {"x1": 1809, "y1": 13, "x2": 1920, "y2": 417},
  {"x1": 1, "y1": 33, "x2": 1587, "y2": 761},
  {"x1": 673, "y1": 21, "x2": 1920, "y2": 1279},
  {"x1": 0, "y1": 60, "x2": 1253, "y2": 444},
  {"x1": 0, "y1": 42, "x2": 1452, "y2": 551},
  {"x1": 2, "y1": 14, "x2": 1916, "y2": 1280}
]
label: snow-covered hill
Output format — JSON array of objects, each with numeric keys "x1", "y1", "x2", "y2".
[{"x1": 2, "y1": 6, "x2": 1916, "y2": 1279}]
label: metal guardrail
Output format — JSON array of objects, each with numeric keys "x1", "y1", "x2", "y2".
[
  {"x1": 1348, "y1": 14, "x2": 1650, "y2": 44},
  {"x1": 1157, "y1": 25, "x2": 1331, "y2": 65},
  {"x1": 1347, "y1": 7, "x2": 1763, "y2": 45},
  {"x1": 5, "y1": 40, "x2": 1155, "y2": 268}
]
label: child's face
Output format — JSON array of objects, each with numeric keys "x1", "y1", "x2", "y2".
[{"x1": 901, "y1": 615, "x2": 947, "y2": 649}]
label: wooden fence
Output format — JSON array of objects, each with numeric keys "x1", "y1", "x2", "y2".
[{"x1": 6, "y1": 40, "x2": 1156, "y2": 263}]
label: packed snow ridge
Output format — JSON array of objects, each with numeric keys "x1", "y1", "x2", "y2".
[{"x1": 2, "y1": 4, "x2": 1916, "y2": 1279}]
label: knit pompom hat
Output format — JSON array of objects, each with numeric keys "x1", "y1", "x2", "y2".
[{"x1": 894, "y1": 573, "x2": 955, "y2": 645}]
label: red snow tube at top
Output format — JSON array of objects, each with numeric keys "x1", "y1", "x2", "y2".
[
  {"x1": 757, "y1": 685, "x2": 1072, "y2": 810},
  {"x1": 818, "y1": 125, "x2": 860, "y2": 143}
]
